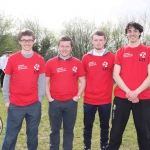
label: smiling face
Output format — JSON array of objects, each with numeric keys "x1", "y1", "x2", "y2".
[
  {"x1": 58, "y1": 41, "x2": 72, "y2": 59},
  {"x1": 19, "y1": 36, "x2": 34, "y2": 53},
  {"x1": 126, "y1": 26, "x2": 141, "y2": 43}
]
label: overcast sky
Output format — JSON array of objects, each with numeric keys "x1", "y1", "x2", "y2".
[{"x1": 0, "y1": 0, "x2": 150, "y2": 30}]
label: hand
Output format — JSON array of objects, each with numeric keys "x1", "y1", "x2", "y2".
[
  {"x1": 5, "y1": 103, "x2": 10, "y2": 109},
  {"x1": 132, "y1": 97, "x2": 139, "y2": 103},
  {"x1": 48, "y1": 97, "x2": 54, "y2": 102},
  {"x1": 73, "y1": 96, "x2": 80, "y2": 102},
  {"x1": 126, "y1": 90, "x2": 139, "y2": 102}
]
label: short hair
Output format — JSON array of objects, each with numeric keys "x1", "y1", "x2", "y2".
[
  {"x1": 5, "y1": 51, "x2": 12, "y2": 54},
  {"x1": 90, "y1": 30, "x2": 106, "y2": 40},
  {"x1": 58, "y1": 36, "x2": 73, "y2": 47},
  {"x1": 18, "y1": 29, "x2": 35, "y2": 41},
  {"x1": 125, "y1": 22, "x2": 143, "y2": 37}
]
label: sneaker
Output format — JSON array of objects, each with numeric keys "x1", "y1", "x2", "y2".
[
  {"x1": 100, "y1": 145, "x2": 107, "y2": 150},
  {"x1": 84, "y1": 146, "x2": 91, "y2": 150}
]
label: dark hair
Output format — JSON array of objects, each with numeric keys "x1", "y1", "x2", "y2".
[
  {"x1": 18, "y1": 29, "x2": 35, "y2": 41},
  {"x1": 58, "y1": 36, "x2": 73, "y2": 47},
  {"x1": 90, "y1": 30, "x2": 106, "y2": 40},
  {"x1": 5, "y1": 51, "x2": 12, "y2": 54},
  {"x1": 125, "y1": 22, "x2": 143, "y2": 37}
]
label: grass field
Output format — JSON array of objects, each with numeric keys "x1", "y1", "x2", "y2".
[{"x1": 0, "y1": 90, "x2": 139, "y2": 150}]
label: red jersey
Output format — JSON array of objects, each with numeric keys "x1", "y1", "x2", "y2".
[
  {"x1": 114, "y1": 44, "x2": 150, "y2": 99},
  {"x1": 82, "y1": 51, "x2": 115, "y2": 105},
  {"x1": 5, "y1": 51, "x2": 45, "y2": 106},
  {"x1": 45, "y1": 56, "x2": 84, "y2": 101}
]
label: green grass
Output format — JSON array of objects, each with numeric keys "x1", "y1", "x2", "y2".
[{"x1": 0, "y1": 90, "x2": 138, "y2": 150}]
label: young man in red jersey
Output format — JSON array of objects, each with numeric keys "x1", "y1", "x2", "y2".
[
  {"x1": 1, "y1": 29, "x2": 45, "y2": 150},
  {"x1": 82, "y1": 30, "x2": 115, "y2": 150},
  {"x1": 45, "y1": 36, "x2": 86, "y2": 150},
  {"x1": 106, "y1": 22, "x2": 150, "y2": 150}
]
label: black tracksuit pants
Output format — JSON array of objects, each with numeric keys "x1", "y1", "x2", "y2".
[
  {"x1": 0, "y1": 70, "x2": 5, "y2": 88},
  {"x1": 106, "y1": 97, "x2": 150, "y2": 150}
]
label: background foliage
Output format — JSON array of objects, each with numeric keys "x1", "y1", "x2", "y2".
[
  {"x1": 0, "y1": 10, "x2": 149, "y2": 150},
  {"x1": 0, "y1": 11, "x2": 150, "y2": 60}
]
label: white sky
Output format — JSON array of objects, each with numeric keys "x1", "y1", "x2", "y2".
[{"x1": 0, "y1": 0, "x2": 150, "y2": 30}]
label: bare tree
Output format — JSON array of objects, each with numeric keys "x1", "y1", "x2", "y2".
[
  {"x1": 18, "y1": 19, "x2": 57, "y2": 59},
  {"x1": 61, "y1": 17, "x2": 97, "y2": 59}
]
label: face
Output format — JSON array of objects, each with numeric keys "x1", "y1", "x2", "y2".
[
  {"x1": 19, "y1": 36, "x2": 34, "y2": 52},
  {"x1": 91, "y1": 35, "x2": 106, "y2": 50},
  {"x1": 126, "y1": 26, "x2": 140, "y2": 43},
  {"x1": 6, "y1": 53, "x2": 12, "y2": 57},
  {"x1": 58, "y1": 41, "x2": 72, "y2": 59}
]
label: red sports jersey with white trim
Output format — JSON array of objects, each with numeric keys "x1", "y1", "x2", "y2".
[
  {"x1": 114, "y1": 44, "x2": 150, "y2": 99},
  {"x1": 82, "y1": 52, "x2": 115, "y2": 105},
  {"x1": 45, "y1": 56, "x2": 84, "y2": 101},
  {"x1": 5, "y1": 51, "x2": 45, "y2": 106}
]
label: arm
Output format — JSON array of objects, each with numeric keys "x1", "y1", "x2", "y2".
[
  {"x1": 2, "y1": 74, "x2": 11, "y2": 108},
  {"x1": 113, "y1": 64, "x2": 139, "y2": 103},
  {"x1": 38, "y1": 73, "x2": 46, "y2": 102},
  {"x1": 73, "y1": 76, "x2": 86, "y2": 102},
  {"x1": 45, "y1": 77, "x2": 54, "y2": 102},
  {"x1": 127, "y1": 64, "x2": 150, "y2": 101},
  {"x1": 113, "y1": 64, "x2": 131, "y2": 93}
]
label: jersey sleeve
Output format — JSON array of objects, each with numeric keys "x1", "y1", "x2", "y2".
[
  {"x1": 110, "y1": 54, "x2": 115, "y2": 72},
  {"x1": 77, "y1": 60, "x2": 85, "y2": 77},
  {"x1": 4, "y1": 56, "x2": 13, "y2": 75},
  {"x1": 114, "y1": 48, "x2": 123, "y2": 66},
  {"x1": 39, "y1": 56, "x2": 45, "y2": 74},
  {"x1": 81, "y1": 55, "x2": 87, "y2": 74},
  {"x1": 45, "y1": 60, "x2": 51, "y2": 77},
  {"x1": 148, "y1": 46, "x2": 150, "y2": 64}
]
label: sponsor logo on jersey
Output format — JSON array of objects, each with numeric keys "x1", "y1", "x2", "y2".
[
  {"x1": 139, "y1": 52, "x2": 146, "y2": 61},
  {"x1": 123, "y1": 53, "x2": 133, "y2": 58},
  {"x1": 102, "y1": 61, "x2": 108, "y2": 70},
  {"x1": 88, "y1": 61, "x2": 97, "y2": 67},
  {"x1": 18, "y1": 64, "x2": 28, "y2": 70},
  {"x1": 56, "y1": 67, "x2": 66, "y2": 73},
  {"x1": 34, "y1": 64, "x2": 40, "y2": 74},
  {"x1": 72, "y1": 66, "x2": 77, "y2": 76}
]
